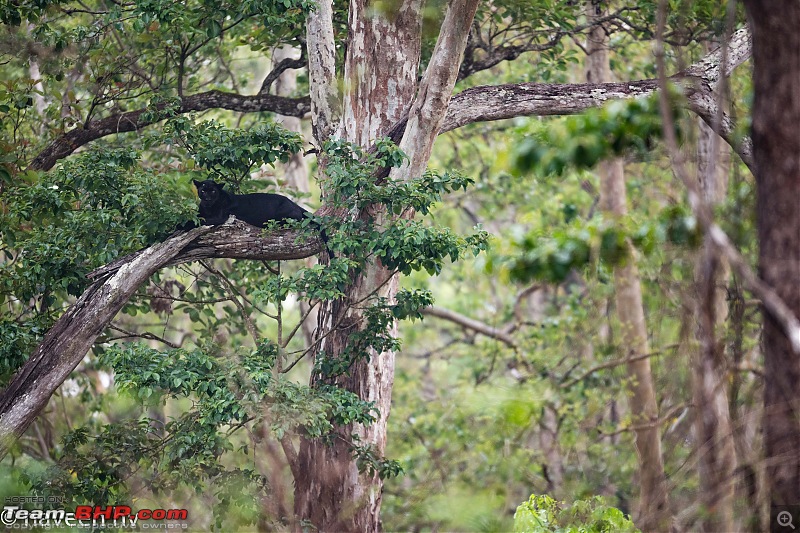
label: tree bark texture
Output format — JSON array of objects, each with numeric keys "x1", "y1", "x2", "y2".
[
  {"x1": 294, "y1": 0, "x2": 424, "y2": 529},
  {"x1": 0, "y1": 222, "x2": 324, "y2": 460},
  {"x1": 586, "y1": 7, "x2": 672, "y2": 531},
  {"x1": 692, "y1": 76, "x2": 737, "y2": 532},
  {"x1": 305, "y1": 0, "x2": 338, "y2": 143},
  {"x1": 741, "y1": 2, "x2": 800, "y2": 527},
  {"x1": 293, "y1": 0, "x2": 478, "y2": 530}
]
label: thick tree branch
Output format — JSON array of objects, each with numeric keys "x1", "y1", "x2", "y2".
[
  {"x1": 27, "y1": 91, "x2": 311, "y2": 172},
  {"x1": 89, "y1": 220, "x2": 325, "y2": 281},
  {"x1": 421, "y1": 305, "x2": 516, "y2": 348},
  {"x1": 0, "y1": 220, "x2": 325, "y2": 460},
  {"x1": 441, "y1": 28, "x2": 753, "y2": 170}
]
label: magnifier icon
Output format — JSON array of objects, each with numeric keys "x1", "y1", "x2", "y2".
[{"x1": 778, "y1": 511, "x2": 795, "y2": 529}]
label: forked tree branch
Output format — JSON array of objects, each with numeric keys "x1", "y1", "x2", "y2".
[
  {"x1": 395, "y1": 0, "x2": 481, "y2": 179},
  {"x1": 0, "y1": 220, "x2": 325, "y2": 460}
]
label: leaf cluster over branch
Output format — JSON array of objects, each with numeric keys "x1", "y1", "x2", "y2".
[
  {"x1": 0, "y1": 221, "x2": 324, "y2": 460},
  {"x1": 24, "y1": 28, "x2": 752, "y2": 174}
]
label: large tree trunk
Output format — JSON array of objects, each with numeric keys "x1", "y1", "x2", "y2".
[
  {"x1": 740, "y1": 2, "x2": 800, "y2": 527},
  {"x1": 586, "y1": 6, "x2": 671, "y2": 531},
  {"x1": 292, "y1": 2, "x2": 422, "y2": 529},
  {"x1": 293, "y1": 1, "x2": 478, "y2": 529}
]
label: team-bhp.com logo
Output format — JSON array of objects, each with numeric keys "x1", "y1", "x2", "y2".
[{"x1": 2, "y1": 505, "x2": 188, "y2": 528}]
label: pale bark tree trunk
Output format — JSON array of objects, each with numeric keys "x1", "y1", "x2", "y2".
[
  {"x1": 26, "y1": 24, "x2": 47, "y2": 121},
  {"x1": 692, "y1": 72, "x2": 737, "y2": 532},
  {"x1": 293, "y1": 1, "x2": 422, "y2": 528},
  {"x1": 293, "y1": 1, "x2": 479, "y2": 530},
  {"x1": 586, "y1": 5, "x2": 671, "y2": 531},
  {"x1": 740, "y1": 3, "x2": 800, "y2": 528},
  {"x1": 538, "y1": 404, "x2": 564, "y2": 494}
]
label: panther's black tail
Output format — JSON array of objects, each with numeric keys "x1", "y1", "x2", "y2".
[
  {"x1": 318, "y1": 225, "x2": 335, "y2": 259},
  {"x1": 302, "y1": 211, "x2": 335, "y2": 259}
]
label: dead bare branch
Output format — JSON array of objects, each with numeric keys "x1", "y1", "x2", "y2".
[{"x1": 421, "y1": 305, "x2": 517, "y2": 349}]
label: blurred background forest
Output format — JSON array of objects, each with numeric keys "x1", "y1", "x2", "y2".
[{"x1": 0, "y1": 0, "x2": 787, "y2": 531}]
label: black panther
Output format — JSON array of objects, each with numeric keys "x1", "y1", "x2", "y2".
[{"x1": 185, "y1": 179, "x2": 334, "y2": 258}]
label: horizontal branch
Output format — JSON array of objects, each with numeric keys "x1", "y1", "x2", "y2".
[
  {"x1": 441, "y1": 28, "x2": 753, "y2": 170},
  {"x1": 28, "y1": 30, "x2": 751, "y2": 176},
  {"x1": 89, "y1": 219, "x2": 324, "y2": 280},
  {"x1": 0, "y1": 220, "x2": 325, "y2": 460},
  {"x1": 442, "y1": 78, "x2": 659, "y2": 130},
  {"x1": 28, "y1": 91, "x2": 311, "y2": 172},
  {"x1": 421, "y1": 305, "x2": 516, "y2": 348}
]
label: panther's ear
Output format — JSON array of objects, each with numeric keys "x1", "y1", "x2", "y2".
[
  {"x1": 192, "y1": 179, "x2": 202, "y2": 188},
  {"x1": 217, "y1": 182, "x2": 225, "y2": 190}
]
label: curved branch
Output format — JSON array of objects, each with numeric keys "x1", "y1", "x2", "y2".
[
  {"x1": 259, "y1": 54, "x2": 307, "y2": 95},
  {"x1": 0, "y1": 220, "x2": 325, "y2": 460},
  {"x1": 28, "y1": 91, "x2": 311, "y2": 172}
]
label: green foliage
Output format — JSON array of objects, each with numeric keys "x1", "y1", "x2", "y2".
[
  {"x1": 319, "y1": 139, "x2": 489, "y2": 274},
  {"x1": 0, "y1": 317, "x2": 46, "y2": 383},
  {"x1": 20, "y1": 340, "x2": 378, "y2": 516},
  {"x1": 166, "y1": 117, "x2": 303, "y2": 187},
  {"x1": 392, "y1": 288, "x2": 434, "y2": 321},
  {"x1": 323, "y1": 138, "x2": 473, "y2": 213},
  {"x1": 352, "y1": 441, "x2": 404, "y2": 480},
  {"x1": 515, "y1": 95, "x2": 682, "y2": 176},
  {"x1": 0, "y1": 146, "x2": 197, "y2": 385},
  {"x1": 6, "y1": 0, "x2": 313, "y2": 55},
  {"x1": 253, "y1": 257, "x2": 351, "y2": 303},
  {"x1": 0, "y1": 148, "x2": 195, "y2": 300},
  {"x1": 503, "y1": 205, "x2": 700, "y2": 283},
  {"x1": 514, "y1": 494, "x2": 639, "y2": 533},
  {"x1": 97, "y1": 341, "x2": 379, "y2": 436}
]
